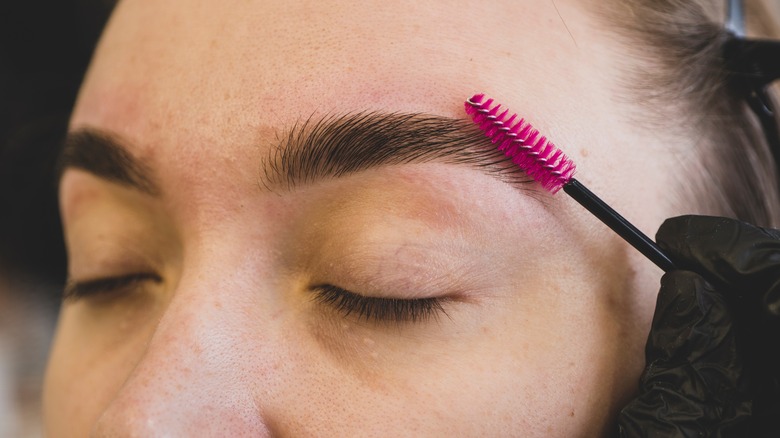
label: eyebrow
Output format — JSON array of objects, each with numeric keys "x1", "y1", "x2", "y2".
[
  {"x1": 58, "y1": 112, "x2": 530, "y2": 194},
  {"x1": 262, "y1": 112, "x2": 528, "y2": 190},
  {"x1": 58, "y1": 129, "x2": 160, "y2": 195}
]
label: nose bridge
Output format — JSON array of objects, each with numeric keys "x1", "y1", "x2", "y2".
[{"x1": 91, "y1": 255, "x2": 283, "y2": 437}]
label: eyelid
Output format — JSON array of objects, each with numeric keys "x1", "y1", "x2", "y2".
[
  {"x1": 64, "y1": 272, "x2": 162, "y2": 301},
  {"x1": 311, "y1": 284, "x2": 450, "y2": 324}
]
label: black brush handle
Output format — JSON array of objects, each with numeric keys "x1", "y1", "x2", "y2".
[{"x1": 563, "y1": 178, "x2": 676, "y2": 272}]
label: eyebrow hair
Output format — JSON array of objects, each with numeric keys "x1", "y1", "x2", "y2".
[
  {"x1": 261, "y1": 112, "x2": 530, "y2": 190},
  {"x1": 58, "y1": 112, "x2": 532, "y2": 196},
  {"x1": 57, "y1": 129, "x2": 160, "y2": 195}
]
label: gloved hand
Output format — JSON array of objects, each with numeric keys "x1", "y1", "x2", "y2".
[{"x1": 616, "y1": 215, "x2": 780, "y2": 438}]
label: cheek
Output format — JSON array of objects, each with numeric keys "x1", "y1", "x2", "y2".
[
  {"x1": 43, "y1": 306, "x2": 156, "y2": 434},
  {"x1": 452, "y1": 261, "x2": 635, "y2": 435},
  {"x1": 447, "y1": 315, "x2": 610, "y2": 434},
  {"x1": 282, "y1": 292, "x2": 612, "y2": 436}
]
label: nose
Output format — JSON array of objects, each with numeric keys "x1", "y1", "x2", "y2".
[{"x1": 90, "y1": 269, "x2": 280, "y2": 437}]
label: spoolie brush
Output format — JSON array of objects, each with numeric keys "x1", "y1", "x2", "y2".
[{"x1": 465, "y1": 93, "x2": 675, "y2": 272}]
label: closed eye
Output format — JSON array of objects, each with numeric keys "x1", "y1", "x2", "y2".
[
  {"x1": 63, "y1": 273, "x2": 163, "y2": 301},
  {"x1": 311, "y1": 284, "x2": 449, "y2": 324}
]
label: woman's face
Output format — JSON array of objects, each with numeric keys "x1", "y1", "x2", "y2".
[{"x1": 44, "y1": 0, "x2": 683, "y2": 435}]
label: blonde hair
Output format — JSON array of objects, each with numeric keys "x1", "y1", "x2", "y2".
[{"x1": 598, "y1": 0, "x2": 780, "y2": 227}]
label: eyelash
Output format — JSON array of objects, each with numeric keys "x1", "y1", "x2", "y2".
[
  {"x1": 311, "y1": 284, "x2": 448, "y2": 324},
  {"x1": 63, "y1": 273, "x2": 163, "y2": 301},
  {"x1": 63, "y1": 276, "x2": 448, "y2": 324}
]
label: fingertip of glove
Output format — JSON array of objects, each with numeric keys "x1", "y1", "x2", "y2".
[
  {"x1": 649, "y1": 271, "x2": 731, "y2": 364},
  {"x1": 656, "y1": 216, "x2": 727, "y2": 248},
  {"x1": 656, "y1": 215, "x2": 693, "y2": 241},
  {"x1": 655, "y1": 271, "x2": 711, "y2": 323},
  {"x1": 656, "y1": 216, "x2": 693, "y2": 256}
]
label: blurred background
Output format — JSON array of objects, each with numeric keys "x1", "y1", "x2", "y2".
[{"x1": 0, "y1": 0, "x2": 116, "y2": 435}]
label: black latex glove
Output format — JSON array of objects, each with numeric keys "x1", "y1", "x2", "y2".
[{"x1": 616, "y1": 215, "x2": 780, "y2": 437}]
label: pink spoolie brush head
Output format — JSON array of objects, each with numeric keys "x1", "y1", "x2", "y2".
[{"x1": 464, "y1": 93, "x2": 576, "y2": 194}]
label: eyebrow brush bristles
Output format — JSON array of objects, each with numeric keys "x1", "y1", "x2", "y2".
[{"x1": 464, "y1": 94, "x2": 676, "y2": 272}]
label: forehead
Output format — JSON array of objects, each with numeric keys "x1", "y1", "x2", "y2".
[
  {"x1": 69, "y1": 0, "x2": 646, "y2": 228},
  {"x1": 72, "y1": 0, "x2": 600, "y2": 135}
]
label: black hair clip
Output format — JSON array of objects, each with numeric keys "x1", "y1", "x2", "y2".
[{"x1": 723, "y1": 0, "x2": 780, "y2": 167}]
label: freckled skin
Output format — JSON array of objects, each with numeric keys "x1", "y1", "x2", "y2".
[{"x1": 44, "y1": 0, "x2": 693, "y2": 436}]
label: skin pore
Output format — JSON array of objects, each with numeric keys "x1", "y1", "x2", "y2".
[{"x1": 45, "y1": 0, "x2": 692, "y2": 436}]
